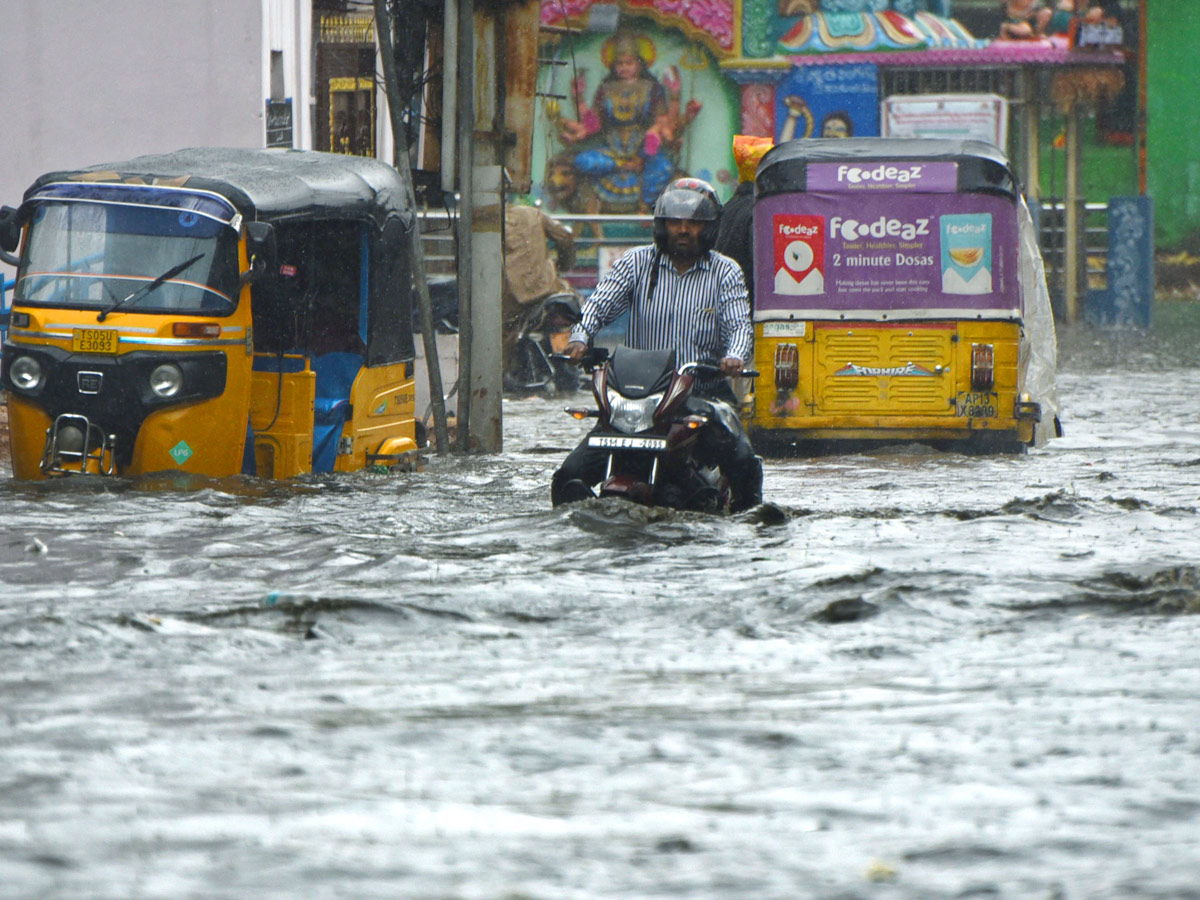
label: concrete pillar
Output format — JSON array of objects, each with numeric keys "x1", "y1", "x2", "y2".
[{"x1": 468, "y1": 165, "x2": 504, "y2": 452}]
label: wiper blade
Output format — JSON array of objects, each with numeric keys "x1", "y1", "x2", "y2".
[{"x1": 97, "y1": 253, "x2": 204, "y2": 322}]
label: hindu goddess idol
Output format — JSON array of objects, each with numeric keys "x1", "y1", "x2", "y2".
[{"x1": 556, "y1": 30, "x2": 693, "y2": 212}]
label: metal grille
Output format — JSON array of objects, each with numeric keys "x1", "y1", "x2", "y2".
[
  {"x1": 816, "y1": 327, "x2": 953, "y2": 414},
  {"x1": 1034, "y1": 200, "x2": 1110, "y2": 299},
  {"x1": 823, "y1": 333, "x2": 881, "y2": 360},
  {"x1": 890, "y1": 333, "x2": 950, "y2": 363}
]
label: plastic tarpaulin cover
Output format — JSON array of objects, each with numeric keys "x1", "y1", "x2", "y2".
[{"x1": 1017, "y1": 196, "x2": 1059, "y2": 446}]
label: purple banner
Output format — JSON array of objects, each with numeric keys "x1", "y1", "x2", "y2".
[
  {"x1": 753, "y1": 191, "x2": 1019, "y2": 316},
  {"x1": 807, "y1": 161, "x2": 959, "y2": 193}
]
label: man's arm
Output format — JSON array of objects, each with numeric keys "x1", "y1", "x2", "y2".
[
  {"x1": 566, "y1": 248, "x2": 645, "y2": 359},
  {"x1": 717, "y1": 260, "x2": 753, "y2": 373},
  {"x1": 539, "y1": 210, "x2": 576, "y2": 272}
]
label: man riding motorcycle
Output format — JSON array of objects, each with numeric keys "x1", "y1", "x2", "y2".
[{"x1": 552, "y1": 177, "x2": 763, "y2": 511}]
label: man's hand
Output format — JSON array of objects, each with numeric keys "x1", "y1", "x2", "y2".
[
  {"x1": 719, "y1": 356, "x2": 744, "y2": 377},
  {"x1": 566, "y1": 340, "x2": 588, "y2": 364}
]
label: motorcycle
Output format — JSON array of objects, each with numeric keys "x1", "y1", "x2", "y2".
[
  {"x1": 505, "y1": 291, "x2": 584, "y2": 397},
  {"x1": 562, "y1": 345, "x2": 758, "y2": 512},
  {"x1": 413, "y1": 277, "x2": 583, "y2": 397},
  {"x1": 411, "y1": 274, "x2": 461, "y2": 335}
]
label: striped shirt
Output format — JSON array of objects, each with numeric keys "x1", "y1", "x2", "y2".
[{"x1": 570, "y1": 245, "x2": 753, "y2": 367}]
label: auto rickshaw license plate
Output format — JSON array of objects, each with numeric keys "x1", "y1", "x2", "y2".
[
  {"x1": 588, "y1": 435, "x2": 669, "y2": 451},
  {"x1": 956, "y1": 391, "x2": 998, "y2": 417},
  {"x1": 72, "y1": 328, "x2": 119, "y2": 354}
]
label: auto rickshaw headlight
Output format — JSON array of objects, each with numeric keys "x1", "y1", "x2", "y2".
[
  {"x1": 10, "y1": 355, "x2": 43, "y2": 391},
  {"x1": 149, "y1": 363, "x2": 183, "y2": 398}
]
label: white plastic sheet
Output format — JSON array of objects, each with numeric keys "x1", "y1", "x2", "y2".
[{"x1": 1017, "y1": 197, "x2": 1061, "y2": 446}]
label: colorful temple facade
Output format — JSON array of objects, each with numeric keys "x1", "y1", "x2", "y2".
[{"x1": 534, "y1": 0, "x2": 1127, "y2": 216}]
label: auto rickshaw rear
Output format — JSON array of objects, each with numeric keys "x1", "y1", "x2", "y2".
[{"x1": 746, "y1": 138, "x2": 1059, "y2": 454}]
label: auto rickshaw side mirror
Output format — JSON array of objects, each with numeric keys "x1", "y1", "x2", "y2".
[
  {"x1": 244, "y1": 221, "x2": 278, "y2": 283},
  {"x1": 0, "y1": 205, "x2": 23, "y2": 265}
]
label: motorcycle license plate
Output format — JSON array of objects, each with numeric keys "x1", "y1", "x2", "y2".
[
  {"x1": 72, "y1": 328, "x2": 119, "y2": 354},
  {"x1": 588, "y1": 434, "x2": 669, "y2": 451}
]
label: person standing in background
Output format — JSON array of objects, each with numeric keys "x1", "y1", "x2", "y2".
[
  {"x1": 502, "y1": 199, "x2": 576, "y2": 371},
  {"x1": 714, "y1": 135, "x2": 773, "y2": 307}
]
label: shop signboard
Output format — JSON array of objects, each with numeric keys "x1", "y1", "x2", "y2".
[{"x1": 881, "y1": 93, "x2": 1008, "y2": 149}]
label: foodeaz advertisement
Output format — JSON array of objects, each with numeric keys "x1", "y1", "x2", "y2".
[{"x1": 753, "y1": 183, "x2": 1019, "y2": 317}]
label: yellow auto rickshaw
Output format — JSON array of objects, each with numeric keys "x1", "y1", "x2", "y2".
[
  {"x1": 0, "y1": 147, "x2": 420, "y2": 479},
  {"x1": 746, "y1": 138, "x2": 1060, "y2": 454}
]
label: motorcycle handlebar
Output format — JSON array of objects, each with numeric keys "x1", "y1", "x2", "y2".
[
  {"x1": 687, "y1": 362, "x2": 760, "y2": 379},
  {"x1": 552, "y1": 347, "x2": 609, "y2": 372},
  {"x1": 552, "y1": 352, "x2": 759, "y2": 379}
]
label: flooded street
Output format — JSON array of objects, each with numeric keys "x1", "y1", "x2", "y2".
[{"x1": 3, "y1": 302, "x2": 1200, "y2": 900}]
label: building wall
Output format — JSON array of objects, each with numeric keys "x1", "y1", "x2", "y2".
[
  {"x1": 0, "y1": 0, "x2": 264, "y2": 263},
  {"x1": 1146, "y1": 2, "x2": 1200, "y2": 248},
  {"x1": 263, "y1": 0, "x2": 314, "y2": 151}
]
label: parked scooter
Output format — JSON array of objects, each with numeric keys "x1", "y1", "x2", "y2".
[
  {"x1": 411, "y1": 274, "x2": 460, "y2": 334},
  {"x1": 410, "y1": 277, "x2": 582, "y2": 397},
  {"x1": 505, "y1": 291, "x2": 583, "y2": 396},
  {"x1": 563, "y1": 345, "x2": 758, "y2": 512}
]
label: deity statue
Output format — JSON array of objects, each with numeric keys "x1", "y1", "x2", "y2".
[{"x1": 549, "y1": 30, "x2": 701, "y2": 213}]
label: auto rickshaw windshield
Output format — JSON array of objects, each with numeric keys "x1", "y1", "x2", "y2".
[{"x1": 15, "y1": 198, "x2": 240, "y2": 314}]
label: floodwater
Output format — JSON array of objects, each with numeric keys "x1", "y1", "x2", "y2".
[{"x1": 2, "y1": 302, "x2": 1200, "y2": 900}]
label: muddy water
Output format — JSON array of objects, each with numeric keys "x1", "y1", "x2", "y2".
[{"x1": 2, "y1": 303, "x2": 1200, "y2": 900}]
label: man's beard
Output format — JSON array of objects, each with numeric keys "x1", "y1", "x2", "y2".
[{"x1": 668, "y1": 234, "x2": 701, "y2": 261}]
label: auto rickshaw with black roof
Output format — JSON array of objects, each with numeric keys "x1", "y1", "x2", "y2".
[
  {"x1": 746, "y1": 137, "x2": 1061, "y2": 455},
  {"x1": 0, "y1": 147, "x2": 421, "y2": 480}
]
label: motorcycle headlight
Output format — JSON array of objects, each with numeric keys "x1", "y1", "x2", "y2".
[
  {"x1": 607, "y1": 389, "x2": 663, "y2": 434},
  {"x1": 149, "y1": 363, "x2": 183, "y2": 398},
  {"x1": 10, "y1": 355, "x2": 43, "y2": 391}
]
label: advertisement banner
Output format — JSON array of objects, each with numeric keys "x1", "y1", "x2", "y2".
[{"x1": 753, "y1": 191, "x2": 1019, "y2": 318}]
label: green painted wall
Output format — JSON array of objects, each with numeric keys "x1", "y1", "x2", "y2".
[
  {"x1": 1147, "y1": 3, "x2": 1200, "y2": 248},
  {"x1": 1037, "y1": 115, "x2": 1138, "y2": 204}
]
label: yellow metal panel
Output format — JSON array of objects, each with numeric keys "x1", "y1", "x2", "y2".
[
  {"x1": 5, "y1": 306, "x2": 253, "y2": 479},
  {"x1": 814, "y1": 323, "x2": 954, "y2": 414},
  {"x1": 250, "y1": 361, "x2": 315, "y2": 479},
  {"x1": 749, "y1": 319, "x2": 1031, "y2": 450},
  {"x1": 130, "y1": 400, "x2": 247, "y2": 477},
  {"x1": 334, "y1": 362, "x2": 417, "y2": 472},
  {"x1": 5, "y1": 397, "x2": 53, "y2": 482}
]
